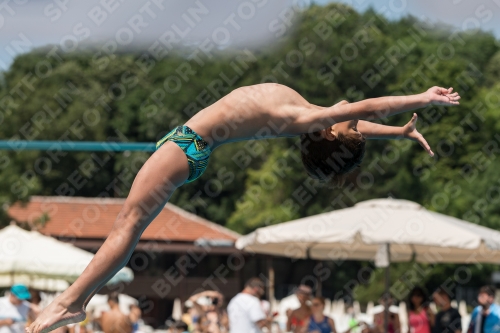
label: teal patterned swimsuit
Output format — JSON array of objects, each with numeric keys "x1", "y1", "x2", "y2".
[{"x1": 156, "y1": 125, "x2": 212, "y2": 183}]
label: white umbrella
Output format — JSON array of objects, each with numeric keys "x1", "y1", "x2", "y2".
[
  {"x1": 236, "y1": 198, "x2": 500, "y2": 263},
  {"x1": 0, "y1": 275, "x2": 69, "y2": 290},
  {"x1": 237, "y1": 197, "x2": 500, "y2": 333},
  {"x1": 0, "y1": 224, "x2": 134, "y2": 291}
]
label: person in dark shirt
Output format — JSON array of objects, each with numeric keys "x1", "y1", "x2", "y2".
[{"x1": 432, "y1": 288, "x2": 462, "y2": 333}]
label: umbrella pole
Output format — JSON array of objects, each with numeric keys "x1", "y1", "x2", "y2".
[
  {"x1": 384, "y1": 243, "x2": 391, "y2": 333},
  {"x1": 315, "y1": 260, "x2": 322, "y2": 297},
  {"x1": 267, "y1": 256, "x2": 275, "y2": 304}
]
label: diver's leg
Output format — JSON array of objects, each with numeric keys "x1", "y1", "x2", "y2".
[{"x1": 27, "y1": 141, "x2": 189, "y2": 333}]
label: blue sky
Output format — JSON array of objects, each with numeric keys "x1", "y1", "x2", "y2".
[{"x1": 0, "y1": 0, "x2": 499, "y2": 71}]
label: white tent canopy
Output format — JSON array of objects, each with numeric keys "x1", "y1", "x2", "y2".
[
  {"x1": 0, "y1": 224, "x2": 134, "y2": 291},
  {"x1": 236, "y1": 198, "x2": 500, "y2": 263}
]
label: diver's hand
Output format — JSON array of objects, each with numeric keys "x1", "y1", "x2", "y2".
[
  {"x1": 426, "y1": 86, "x2": 460, "y2": 106},
  {"x1": 403, "y1": 113, "x2": 434, "y2": 157}
]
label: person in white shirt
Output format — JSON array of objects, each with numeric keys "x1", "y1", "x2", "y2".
[
  {"x1": 227, "y1": 278, "x2": 272, "y2": 333},
  {"x1": 0, "y1": 284, "x2": 37, "y2": 333}
]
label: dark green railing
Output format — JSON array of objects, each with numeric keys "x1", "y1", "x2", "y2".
[{"x1": 0, "y1": 141, "x2": 156, "y2": 152}]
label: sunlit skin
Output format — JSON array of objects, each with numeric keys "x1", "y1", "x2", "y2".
[
  {"x1": 287, "y1": 291, "x2": 312, "y2": 333},
  {"x1": 98, "y1": 299, "x2": 132, "y2": 333},
  {"x1": 324, "y1": 100, "x2": 434, "y2": 156},
  {"x1": 26, "y1": 83, "x2": 460, "y2": 333}
]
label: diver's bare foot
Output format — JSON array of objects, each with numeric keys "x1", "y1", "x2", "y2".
[{"x1": 25, "y1": 300, "x2": 86, "y2": 333}]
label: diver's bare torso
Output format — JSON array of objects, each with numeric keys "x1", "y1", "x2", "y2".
[{"x1": 185, "y1": 83, "x2": 321, "y2": 149}]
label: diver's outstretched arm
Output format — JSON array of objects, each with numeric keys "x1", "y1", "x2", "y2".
[
  {"x1": 358, "y1": 113, "x2": 434, "y2": 156},
  {"x1": 301, "y1": 86, "x2": 460, "y2": 130},
  {"x1": 357, "y1": 120, "x2": 404, "y2": 139},
  {"x1": 334, "y1": 99, "x2": 434, "y2": 156}
]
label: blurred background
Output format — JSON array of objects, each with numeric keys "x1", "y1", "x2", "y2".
[{"x1": 1, "y1": 0, "x2": 500, "y2": 332}]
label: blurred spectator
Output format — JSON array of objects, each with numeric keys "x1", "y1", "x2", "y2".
[
  {"x1": 407, "y1": 287, "x2": 434, "y2": 333},
  {"x1": 287, "y1": 285, "x2": 312, "y2": 333},
  {"x1": 197, "y1": 315, "x2": 210, "y2": 333},
  {"x1": 67, "y1": 318, "x2": 91, "y2": 333},
  {"x1": 52, "y1": 328, "x2": 69, "y2": 333},
  {"x1": 188, "y1": 290, "x2": 227, "y2": 333},
  {"x1": 432, "y1": 287, "x2": 461, "y2": 333},
  {"x1": 0, "y1": 284, "x2": 37, "y2": 333},
  {"x1": 260, "y1": 300, "x2": 271, "y2": 318},
  {"x1": 129, "y1": 304, "x2": 142, "y2": 333},
  {"x1": 28, "y1": 290, "x2": 41, "y2": 308},
  {"x1": 168, "y1": 320, "x2": 189, "y2": 333},
  {"x1": 370, "y1": 294, "x2": 401, "y2": 333},
  {"x1": 181, "y1": 300, "x2": 200, "y2": 332},
  {"x1": 467, "y1": 285, "x2": 500, "y2": 333},
  {"x1": 219, "y1": 309, "x2": 229, "y2": 333},
  {"x1": 346, "y1": 306, "x2": 358, "y2": 330},
  {"x1": 303, "y1": 297, "x2": 336, "y2": 333},
  {"x1": 99, "y1": 292, "x2": 132, "y2": 333},
  {"x1": 227, "y1": 277, "x2": 271, "y2": 333},
  {"x1": 26, "y1": 290, "x2": 41, "y2": 327}
]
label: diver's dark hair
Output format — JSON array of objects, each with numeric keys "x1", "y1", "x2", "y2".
[{"x1": 300, "y1": 130, "x2": 366, "y2": 187}]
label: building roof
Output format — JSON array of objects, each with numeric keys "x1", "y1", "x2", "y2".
[{"x1": 7, "y1": 196, "x2": 240, "y2": 243}]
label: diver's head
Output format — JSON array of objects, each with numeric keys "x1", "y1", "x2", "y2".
[{"x1": 300, "y1": 118, "x2": 366, "y2": 187}]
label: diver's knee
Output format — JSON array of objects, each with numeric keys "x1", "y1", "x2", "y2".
[{"x1": 112, "y1": 204, "x2": 144, "y2": 233}]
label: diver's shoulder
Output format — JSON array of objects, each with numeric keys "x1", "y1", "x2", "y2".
[{"x1": 237, "y1": 82, "x2": 293, "y2": 93}]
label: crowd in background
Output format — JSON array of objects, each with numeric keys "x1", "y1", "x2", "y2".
[
  {"x1": 1, "y1": 282, "x2": 500, "y2": 333},
  {"x1": 0, "y1": 286, "x2": 143, "y2": 333},
  {"x1": 173, "y1": 280, "x2": 500, "y2": 333}
]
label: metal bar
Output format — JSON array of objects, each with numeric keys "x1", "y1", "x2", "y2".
[{"x1": 0, "y1": 140, "x2": 157, "y2": 152}]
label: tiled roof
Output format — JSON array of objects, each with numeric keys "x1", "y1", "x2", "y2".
[{"x1": 7, "y1": 196, "x2": 239, "y2": 242}]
